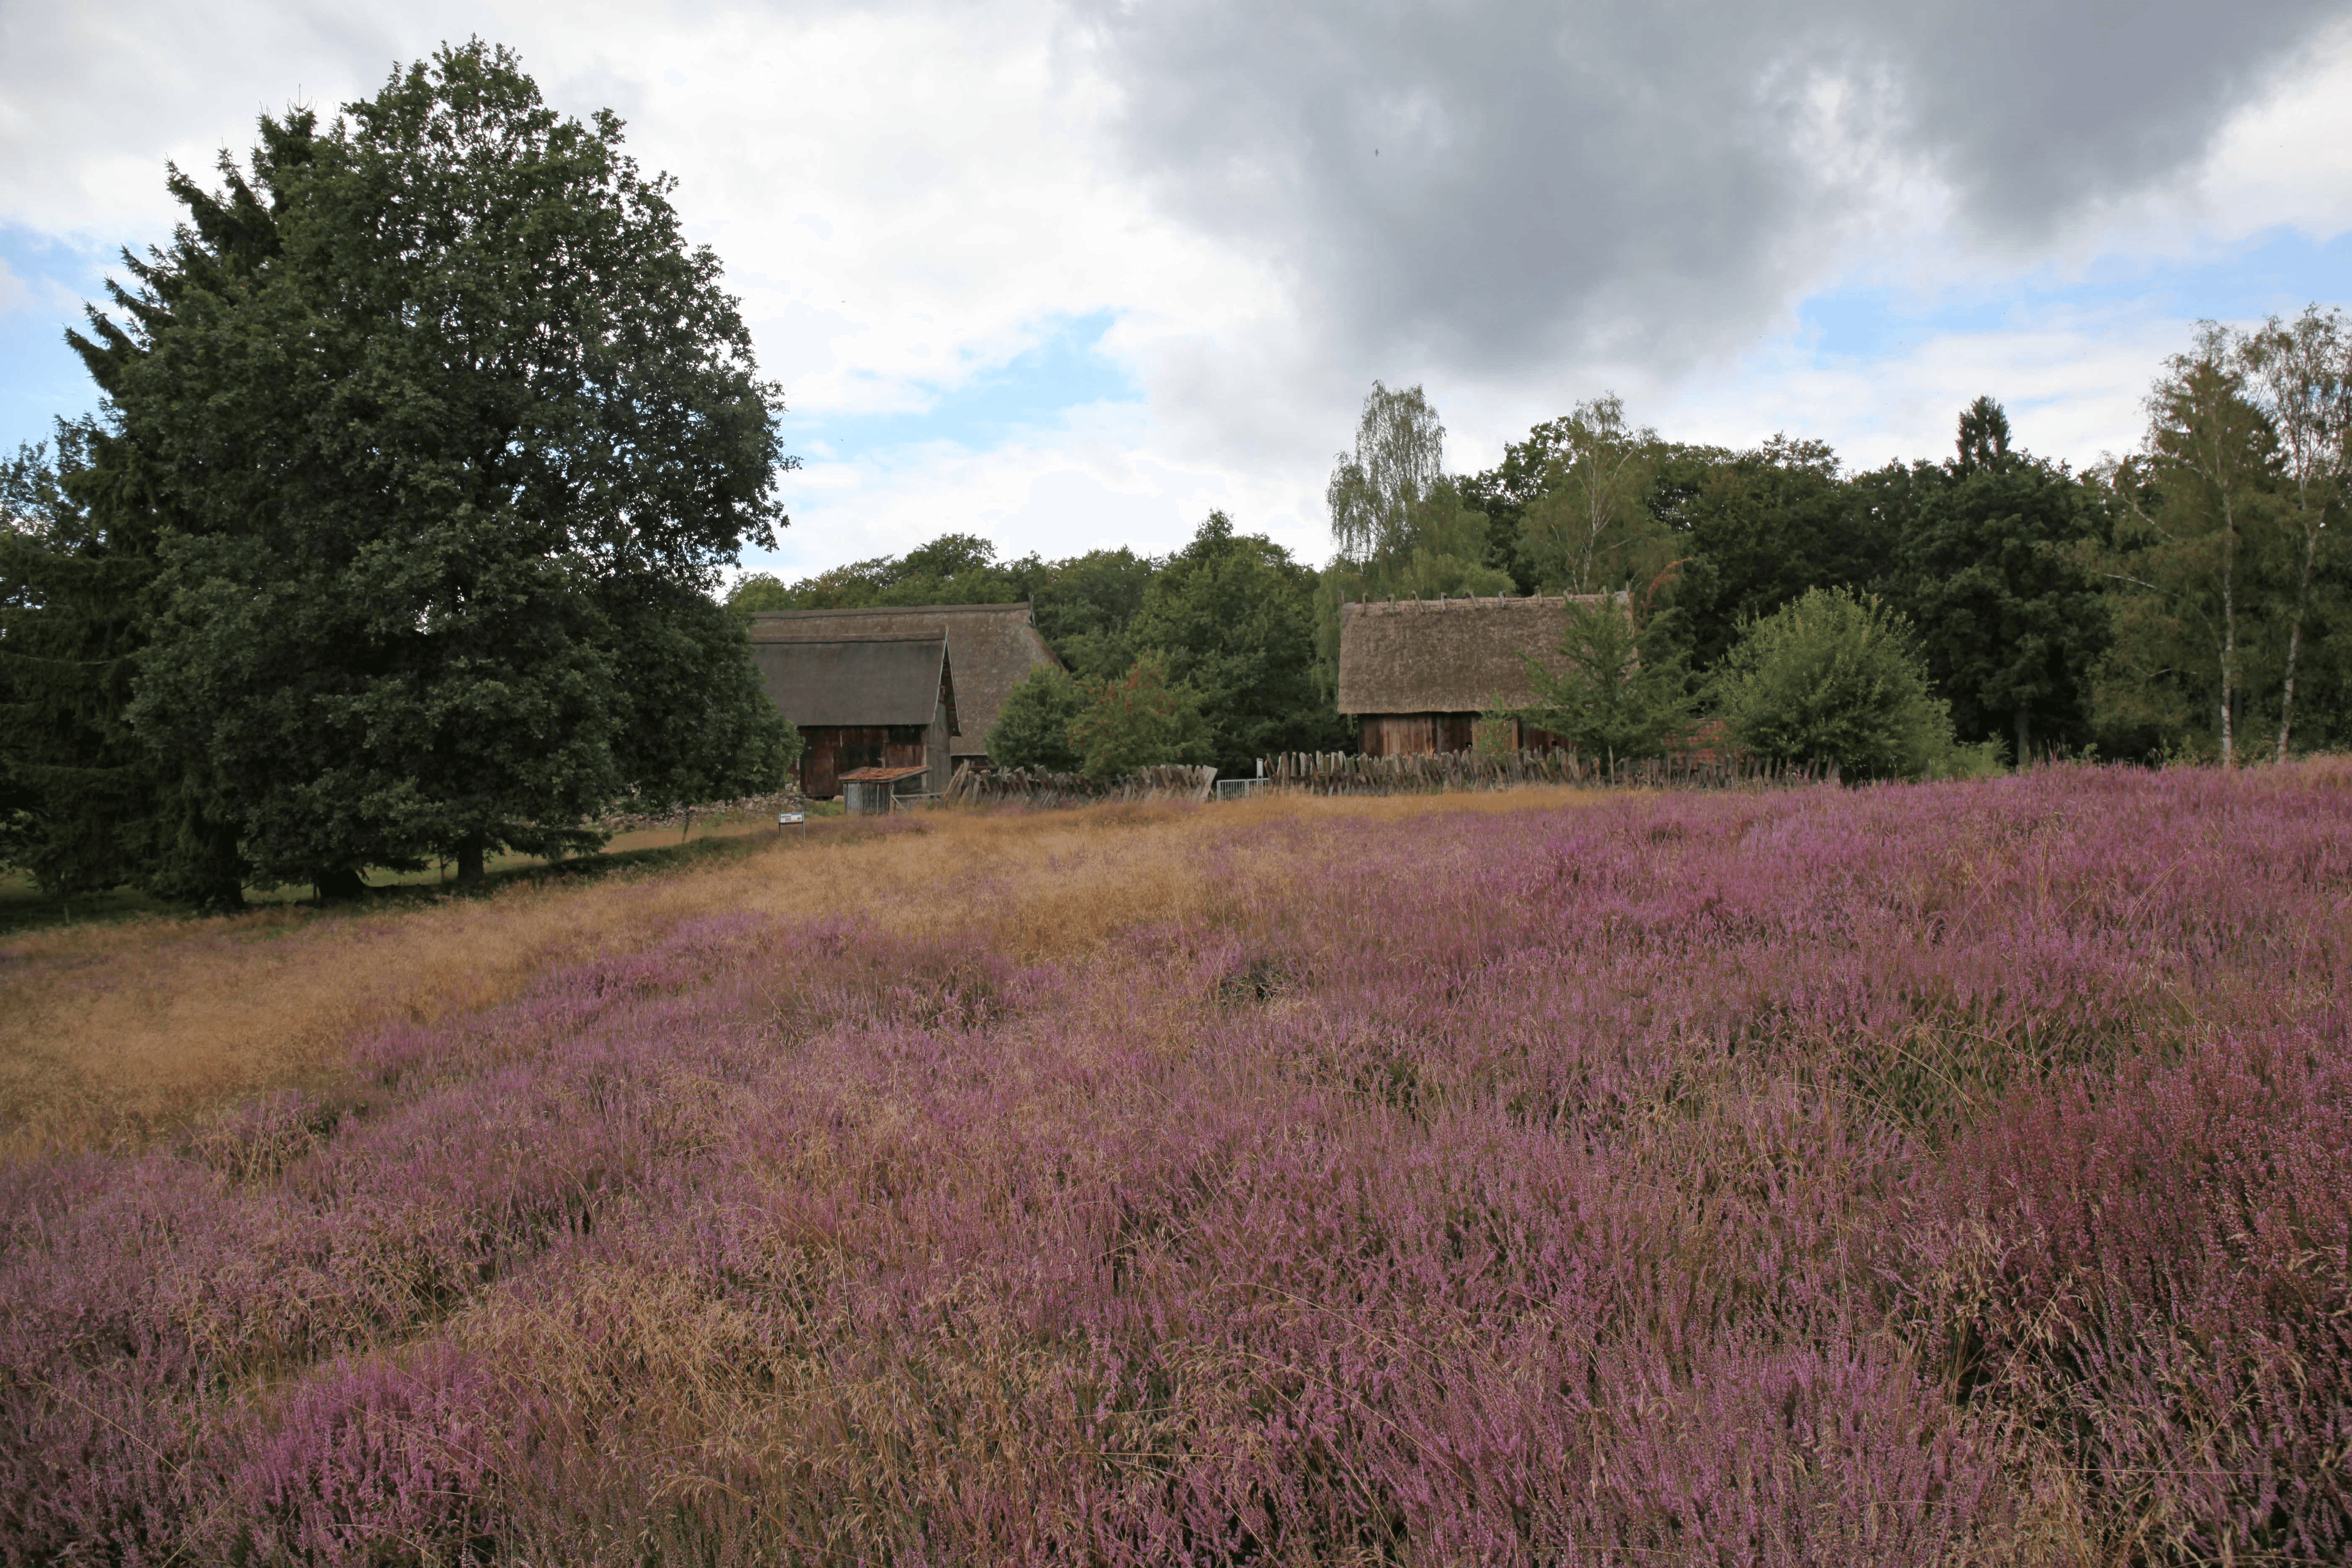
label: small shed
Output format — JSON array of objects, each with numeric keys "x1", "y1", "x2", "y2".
[
  {"x1": 1336, "y1": 594, "x2": 1614, "y2": 756},
  {"x1": 745, "y1": 603, "x2": 1060, "y2": 769},
  {"x1": 839, "y1": 764, "x2": 933, "y2": 816},
  {"x1": 748, "y1": 635, "x2": 959, "y2": 798}
]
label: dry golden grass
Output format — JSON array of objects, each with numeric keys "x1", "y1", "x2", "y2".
[{"x1": 0, "y1": 788, "x2": 1606, "y2": 1154}]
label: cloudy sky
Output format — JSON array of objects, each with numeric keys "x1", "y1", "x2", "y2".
[{"x1": 4, "y1": 1, "x2": 2349, "y2": 580}]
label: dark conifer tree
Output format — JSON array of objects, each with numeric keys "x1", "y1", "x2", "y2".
[
  {"x1": 0, "y1": 432, "x2": 245, "y2": 908},
  {"x1": 1871, "y1": 398, "x2": 2111, "y2": 763}
]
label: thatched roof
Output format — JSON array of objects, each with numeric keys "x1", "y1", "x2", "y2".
[
  {"x1": 1336, "y1": 595, "x2": 1615, "y2": 715},
  {"x1": 747, "y1": 603, "x2": 1057, "y2": 756},
  {"x1": 750, "y1": 635, "x2": 959, "y2": 733}
]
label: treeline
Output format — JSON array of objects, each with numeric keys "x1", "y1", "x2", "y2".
[{"x1": 737, "y1": 310, "x2": 2352, "y2": 780}]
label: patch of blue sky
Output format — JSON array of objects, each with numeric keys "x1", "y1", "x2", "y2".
[
  {"x1": 1794, "y1": 225, "x2": 2352, "y2": 364},
  {"x1": 788, "y1": 309, "x2": 1139, "y2": 459},
  {"x1": 0, "y1": 225, "x2": 115, "y2": 456}
]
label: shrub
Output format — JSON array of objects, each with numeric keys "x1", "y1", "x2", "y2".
[
  {"x1": 1067, "y1": 652, "x2": 1213, "y2": 780},
  {"x1": 987, "y1": 666, "x2": 1087, "y2": 774},
  {"x1": 1711, "y1": 586, "x2": 1954, "y2": 781}
]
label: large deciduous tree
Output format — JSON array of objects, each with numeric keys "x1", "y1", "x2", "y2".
[
  {"x1": 730, "y1": 533, "x2": 1028, "y2": 614},
  {"x1": 1028, "y1": 548, "x2": 1161, "y2": 682},
  {"x1": 1327, "y1": 381, "x2": 1447, "y2": 567},
  {"x1": 1651, "y1": 435, "x2": 1891, "y2": 674},
  {"x1": 1319, "y1": 382, "x2": 1510, "y2": 679},
  {"x1": 75, "y1": 41, "x2": 794, "y2": 891}
]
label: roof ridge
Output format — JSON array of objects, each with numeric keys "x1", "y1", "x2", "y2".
[
  {"x1": 747, "y1": 602, "x2": 1031, "y2": 617},
  {"x1": 748, "y1": 633, "x2": 949, "y2": 645}
]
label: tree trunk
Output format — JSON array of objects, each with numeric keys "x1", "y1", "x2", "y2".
[
  {"x1": 2015, "y1": 709, "x2": 2031, "y2": 772},
  {"x1": 314, "y1": 866, "x2": 367, "y2": 902},
  {"x1": 2218, "y1": 497, "x2": 2237, "y2": 767},
  {"x1": 2276, "y1": 525, "x2": 2318, "y2": 763},
  {"x1": 456, "y1": 833, "x2": 486, "y2": 885},
  {"x1": 191, "y1": 819, "x2": 246, "y2": 913}
]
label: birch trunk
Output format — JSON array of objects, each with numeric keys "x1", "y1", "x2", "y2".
[
  {"x1": 2218, "y1": 488, "x2": 2236, "y2": 767},
  {"x1": 2276, "y1": 526, "x2": 2316, "y2": 762}
]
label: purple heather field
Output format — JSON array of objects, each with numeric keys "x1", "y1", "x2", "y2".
[{"x1": 4, "y1": 766, "x2": 2349, "y2": 1566}]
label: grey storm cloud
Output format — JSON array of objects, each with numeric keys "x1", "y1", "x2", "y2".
[{"x1": 1072, "y1": 0, "x2": 2343, "y2": 374}]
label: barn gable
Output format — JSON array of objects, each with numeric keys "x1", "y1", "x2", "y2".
[{"x1": 750, "y1": 635, "x2": 958, "y2": 733}]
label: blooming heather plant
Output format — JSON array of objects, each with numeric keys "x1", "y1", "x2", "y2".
[{"x1": 2, "y1": 765, "x2": 2348, "y2": 1564}]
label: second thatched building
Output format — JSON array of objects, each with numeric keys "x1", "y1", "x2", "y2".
[{"x1": 1336, "y1": 594, "x2": 1613, "y2": 756}]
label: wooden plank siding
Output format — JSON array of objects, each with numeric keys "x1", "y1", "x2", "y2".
[
  {"x1": 1357, "y1": 714, "x2": 1566, "y2": 758},
  {"x1": 799, "y1": 725, "x2": 931, "y2": 799}
]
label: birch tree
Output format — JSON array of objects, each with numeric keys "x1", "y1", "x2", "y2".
[
  {"x1": 1319, "y1": 381, "x2": 1510, "y2": 678},
  {"x1": 1327, "y1": 381, "x2": 1447, "y2": 565},
  {"x1": 2243, "y1": 306, "x2": 2350, "y2": 761},
  {"x1": 1517, "y1": 394, "x2": 1668, "y2": 594},
  {"x1": 2135, "y1": 329, "x2": 2277, "y2": 766}
]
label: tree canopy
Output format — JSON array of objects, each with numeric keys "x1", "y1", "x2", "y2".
[
  {"x1": 1, "y1": 430, "x2": 243, "y2": 904},
  {"x1": 21, "y1": 41, "x2": 796, "y2": 894},
  {"x1": 1129, "y1": 513, "x2": 1344, "y2": 774},
  {"x1": 4, "y1": 48, "x2": 2346, "y2": 911},
  {"x1": 1869, "y1": 399, "x2": 2111, "y2": 764}
]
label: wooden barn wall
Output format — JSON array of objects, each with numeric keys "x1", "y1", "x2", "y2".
[
  {"x1": 1358, "y1": 713, "x2": 1476, "y2": 757},
  {"x1": 800, "y1": 725, "x2": 929, "y2": 798},
  {"x1": 1357, "y1": 714, "x2": 1567, "y2": 758}
]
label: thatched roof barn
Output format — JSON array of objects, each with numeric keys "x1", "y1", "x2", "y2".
[
  {"x1": 1336, "y1": 594, "x2": 1613, "y2": 756},
  {"x1": 746, "y1": 603, "x2": 1059, "y2": 764},
  {"x1": 749, "y1": 634, "x2": 959, "y2": 798}
]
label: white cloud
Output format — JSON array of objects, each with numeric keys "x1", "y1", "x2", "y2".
[
  {"x1": 2, "y1": 0, "x2": 2350, "y2": 575},
  {"x1": 760, "y1": 399, "x2": 1323, "y2": 581},
  {"x1": 1657, "y1": 315, "x2": 2183, "y2": 474}
]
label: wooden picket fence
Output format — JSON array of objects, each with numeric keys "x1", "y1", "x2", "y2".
[
  {"x1": 1257, "y1": 748, "x2": 1837, "y2": 796},
  {"x1": 944, "y1": 763, "x2": 1219, "y2": 809}
]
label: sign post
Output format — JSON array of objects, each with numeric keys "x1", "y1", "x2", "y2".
[{"x1": 777, "y1": 810, "x2": 805, "y2": 835}]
